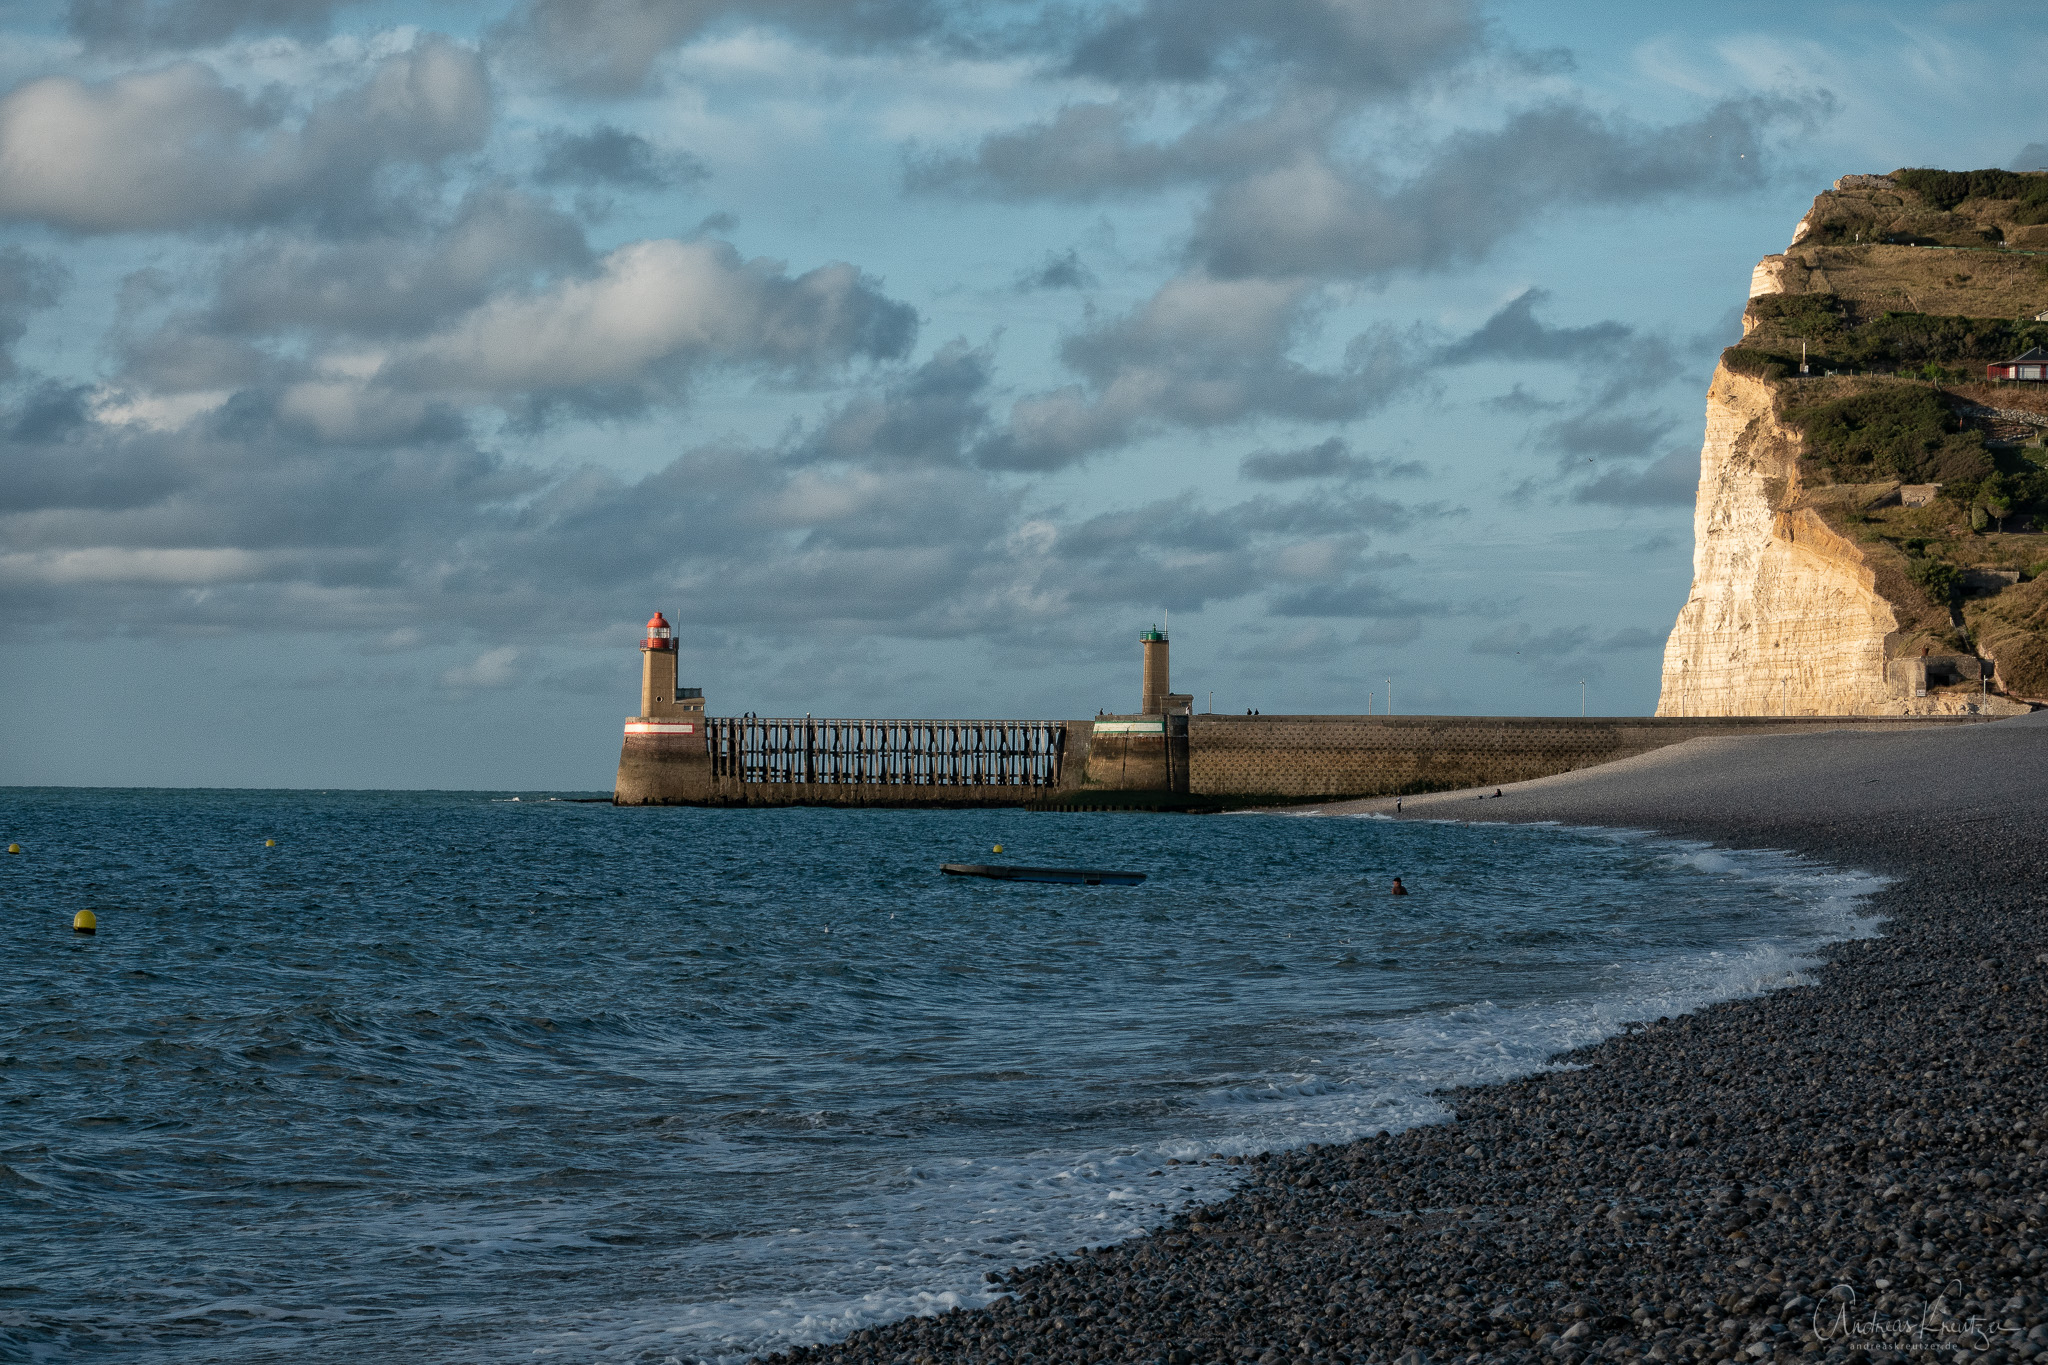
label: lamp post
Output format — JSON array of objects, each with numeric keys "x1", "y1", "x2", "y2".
[{"x1": 1580, "y1": 679, "x2": 1586, "y2": 716}]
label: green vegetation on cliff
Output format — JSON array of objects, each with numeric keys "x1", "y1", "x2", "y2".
[
  {"x1": 1741, "y1": 295, "x2": 2048, "y2": 374},
  {"x1": 1781, "y1": 386, "x2": 1992, "y2": 485},
  {"x1": 1796, "y1": 167, "x2": 2048, "y2": 247},
  {"x1": 1892, "y1": 168, "x2": 2048, "y2": 219}
]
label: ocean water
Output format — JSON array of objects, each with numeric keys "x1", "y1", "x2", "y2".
[{"x1": 0, "y1": 790, "x2": 1884, "y2": 1364}]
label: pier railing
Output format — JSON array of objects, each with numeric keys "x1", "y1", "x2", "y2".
[{"x1": 706, "y1": 718, "x2": 1067, "y2": 787}]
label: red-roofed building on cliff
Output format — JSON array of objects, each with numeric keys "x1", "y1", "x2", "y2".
[{"x1": 1987, "y1": 347, "x2": 2048, "y2": 381}]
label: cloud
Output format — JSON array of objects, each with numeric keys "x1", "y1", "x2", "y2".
[
  {"x1": 496, "y1": 0, "x2": 1481, "y2": 105},
  {"x1": 793, "y1": 341, "x2": 992, "y2": 467},
  {"x1": 1469, "y1": 621, "x2": 1662, "y2": 681},
  {"x1": 1047, "y1": 491, "x2": 1415, "y2": 613},
  {"x1": 1059, "y1": 0, "x2": 1481, "y2": 93},
  {"x1": 192, "y1": 188, "x2": 592, "y2": 345},
  {"x1": 910, "y1": 96, "x2": 1341, "y2": 202},
  {"x1": 1485, "y1": 383, "x2": 1563, "y2": 414},
  {"x1": 1597, "y1": 626, "x2": 1665, "y2": 651},
  {"x1": 128, "y1": 236, "x2": 921, "y2": 439},
  {"x1": 0, "y1": 250, "x2": 65, "y2": 382},
  {"x1": 0, "y1": 39, "x2": 490, "y2": 235},
  {"x1": 441, "y1": 645, "x2": 521, "y2": 689},
  {"x1": 1539, "y1": 409, "x2": 1676, "y2": 461},
  {"x1": 66, "y1": 0, "x2": 359, "y2": 49},
  {"x1": 1268, "y1": 577, "x2": 1438, "y2": 618},
  {"x1": 976, "y1": 275, "x2": 1428, "y2": 470},
  {"x1": 534, "y1": 125, "x2": 707, "y2": 188},
  {"x1": 1238, "y1": 436, "x2": 1423, "y2": 483},
  {"x1": 1013, "y1": 247, "x2": 1096, "y2": 292},
  {"x1": 1355, "y1": 617, "x2": 1423, "y2": 646},
  {"x1": 0, "y1": 398, "x2": 542, "y2": 643},
  {"x1": 494, "y1": 0, "x2": 955, "y2": 98},
  {"x1": 0, "y1": 340, "x2": 1435, "y2": 657},
  {"x1": 1437, "y1": 288, "x2": 1631, "y2": 364},
  {"x1": 1572, "y1": 447, "x2": 1698, "y2": 506},
  {"x1": 1189, "y1": 96, "x2": 1821, "y2": 281},
  {"x1": 381, "y1": 237, "x2": 917, "y2": 417}
]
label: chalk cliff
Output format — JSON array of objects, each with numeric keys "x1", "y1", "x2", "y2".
[
  {"x1": 1656, "y1": 171, "x2": 2041, "y2": 717},
  {"x1": 1656, "y1": 367, "x2": 1907, "y2": 715}
]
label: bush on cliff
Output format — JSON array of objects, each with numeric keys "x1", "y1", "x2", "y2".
[
  {"x1": 1858, "y1": 313, "x2": 2048, "y2": 369},
  {"x1": 1722, "y1": 346, "x2": 1793, "y2": 380},
  {"x1": 1744, "y1": 298, "x2": 2048, "y2": 371},
  {"x1": 1896, "y1": 167, "x2": 2048, "y2": 221},
  {"x1": 1783, "y1": 386, "x2": 1993, "y2": 485},
  {"x1": 1909, "y1": 555, "x2": 1964, "y2": 606},
  {"x1": 1747, "y1": 294, "x2": 1848, "y2": 345}
]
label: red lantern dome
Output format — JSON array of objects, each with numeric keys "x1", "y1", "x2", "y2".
[{"x1": 641, "y1": 612, "x2": 675, "y2": 651}]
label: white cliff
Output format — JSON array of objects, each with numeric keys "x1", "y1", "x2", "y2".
[{"x1": 1655, "y1": 367, "x2": 1912, "y2": 716}]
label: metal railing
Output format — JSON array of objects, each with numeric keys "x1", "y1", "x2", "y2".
[{"x1": 706, "y1": 718, "x2": 1067, "y2": 787}]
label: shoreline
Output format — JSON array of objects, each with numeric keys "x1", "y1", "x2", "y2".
[{"x1": 767, "y1": 713, "x2": 2048, "y2": 1365}]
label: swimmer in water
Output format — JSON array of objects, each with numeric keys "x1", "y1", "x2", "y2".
[{"x1": 1390, "y1": 878, "x2": 1408, "y2": 896}]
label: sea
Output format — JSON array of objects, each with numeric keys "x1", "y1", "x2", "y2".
[{"x1": 0, "y1": 789, "x2": 1885, "y2": 1364}]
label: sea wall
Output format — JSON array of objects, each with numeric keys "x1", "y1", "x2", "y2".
[
  {"x1": 1182, "y1": 713, "x2": 1984, "y2": 800},
  {"x1": 1082, "y1": 716, "x2": 1189, "y2": 793},
  {"x1": 615, "y1": 728, "x2": 712, "y2": 805},
  {"x1": 616, "y1": 712, "x2": 1996, "y2": 806}
]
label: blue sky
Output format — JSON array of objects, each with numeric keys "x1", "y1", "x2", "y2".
[{"x1": 2, "y1": 0, "x2": 2044, "y2": 788}]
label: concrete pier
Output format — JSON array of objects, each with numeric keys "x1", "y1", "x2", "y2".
[{"x1": 611, "y1": 612, "x2": 2004, "y2": 809}]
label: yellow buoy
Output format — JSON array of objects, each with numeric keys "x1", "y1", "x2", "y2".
[
  {"x1": 73, "y1": 909, "x2": 96, "y2": 934},
  {"x1": 265, "y1": 839, "x2": 276, "y2": 847},
  {"x1": 6, "y1": 843, "x2": 18, "y2": 854},
  {"x1": 993, "y1": 844, "x2": 1003, "y2": 853}
]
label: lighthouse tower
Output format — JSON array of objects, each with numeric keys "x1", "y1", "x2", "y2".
[
  {"x1": 1139, "y1": 626, "x2": 1193, "y2": 716},
  {"x1": 614, "y1": 611, "x2": 712, "y2": 804},
  {"x1": 639, "y1": 612, "x2": 679, "y2": 713}
]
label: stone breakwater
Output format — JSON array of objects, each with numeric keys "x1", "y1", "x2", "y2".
[{"x1": 760, "y1": 720, "x2": 2048, "y2": 1365}]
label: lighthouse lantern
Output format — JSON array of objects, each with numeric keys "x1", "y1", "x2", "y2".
[{"x1": 642, "y1": 612, "x2": 675, "y2": 652}]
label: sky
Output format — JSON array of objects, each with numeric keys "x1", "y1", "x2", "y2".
[{"x1": 3, "y1": 0, "x2": 2045, "y2": 789}]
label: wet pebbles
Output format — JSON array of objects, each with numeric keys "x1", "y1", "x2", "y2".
[{"x1": 762, "y1": 719, "x2": 2048, "y2": 1365}]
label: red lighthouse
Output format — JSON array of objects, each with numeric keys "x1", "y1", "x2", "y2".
[{"x1": 618, "y1": 610, "x2": 710, "y2": 803}]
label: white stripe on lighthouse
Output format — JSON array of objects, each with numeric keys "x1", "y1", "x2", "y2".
[{"x1": 624, "y1": 722, "x2": 697, "y2": 735}]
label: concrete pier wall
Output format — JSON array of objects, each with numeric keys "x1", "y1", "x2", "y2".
[
  {"x1": 1182, "y1": 713, "x2": 1989, "y2": 801},
  {"x1": 614, "y1": 729, "x2": 713, "y2": 804},
  {"x1": 1081, "y1": 715, "x2": 1188, "y2": 793},
  {"x1": 617, "y1": 712, "x2": 1995, "y2": 807}
]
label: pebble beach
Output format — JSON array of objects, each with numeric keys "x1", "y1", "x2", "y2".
[{"x1": 768, "y1": 713, "x2": 2048, "y2": 1365}]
